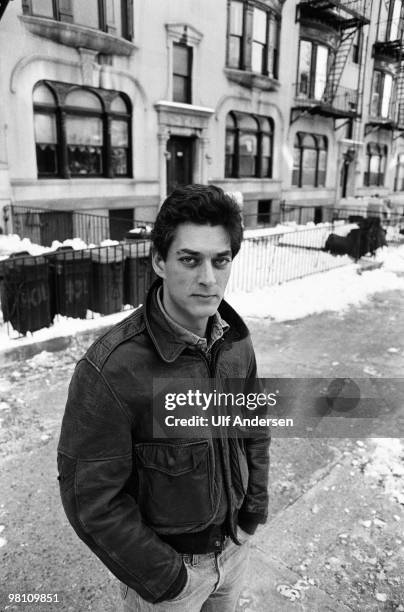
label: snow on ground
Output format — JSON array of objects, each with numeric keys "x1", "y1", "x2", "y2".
[
  {"x1": 1, "y1": 238, "x2": 404, "y2": 352},
  {"x1": 225, "y1": 244, "x2": 404, "y2": 321},
  {"x1": 0, "y1": 308, "x2": 139, "y2": 352}
]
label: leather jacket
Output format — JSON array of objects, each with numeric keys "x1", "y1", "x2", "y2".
[{"x1": 57, "y1": 280, "x2": 270, "y2": 603}]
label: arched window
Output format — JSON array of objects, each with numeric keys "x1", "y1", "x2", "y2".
[
  {"x1": 225, "y1": 111, "x2": 273, "y2": 178},
  {"x1": 110, "y1": 94, "x2": 131, "y2": 176},
  {"x1": 292, "y1": 132, "x2": 328, "y2": 187},
  {"x1": 364, "y1": 143, "x2": 387, "y2": 186},
  {"x1": 65, "y1": 90, "x2": 104, "y2": 176},
  {"x1": 33, "y1": 81, "x2": 132, "y2": 179},
  {"x1": 33, "y1": 83, "x2": 58, "y2": 176}
]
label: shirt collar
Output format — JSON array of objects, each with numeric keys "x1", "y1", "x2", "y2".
[{"x1": 156, "y1": 286, "x2": 229, "y2": 353}]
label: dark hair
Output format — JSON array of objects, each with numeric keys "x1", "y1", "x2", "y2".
[{"x1": 151, "y1": 184, "x2": 243, "y2": 260}]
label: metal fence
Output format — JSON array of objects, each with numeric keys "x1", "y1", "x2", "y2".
[
  {"x1": 1, "y1": 216, "x2": 402, "y2": 337},
  {"x1": 3, "y1": 204, "x2": 154, "y2": 246},
  {"x1": 227, "y1": 220, "x2": 390, "y2": 292},
  {"x1": 0, "y1": 241, "x2": 156, "y2": 338}
]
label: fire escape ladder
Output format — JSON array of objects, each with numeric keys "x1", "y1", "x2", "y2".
[
  {"x1": 324, "y1": 27, "x2": 357, "y2": 103},
  {"x1": 396, "y1": 59, "x2": 404, "y2": 127}
]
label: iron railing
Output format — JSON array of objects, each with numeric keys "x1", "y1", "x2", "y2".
[
  {"x1": 3, "y1": 205, "x2": 154, "y2": 247},
  {"x1": 227, "y1": 222, "x2": 356, "y2": 292},
  {"x1": 294, "y1": 81, "x2": 359, "y2": 115}
]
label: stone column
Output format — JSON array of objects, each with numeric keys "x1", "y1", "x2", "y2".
[
  {"x1": 199, "y1": 134, "x2": 210, "y2": 184},
  {"x1": 158, "y1": 129, "x2": 169, "y2": 205}
]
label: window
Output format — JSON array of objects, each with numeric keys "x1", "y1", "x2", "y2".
[
  {"x1": 225, "y1": 111, "x2": 273, "y2": 179},
  {"x1": 25, "y1": 0, "x2": 133, "y2": 40},
  {"x1": 173, "y1": 42, "x2": 193, "y2": 104},
  {"x1": 364, "y1": 143, "x2": 387, "y2": 186},
  {"x1": 351, "y1": 29, "x2": 362, "y2": 64},
  {"x1": 370, "y1": 71, "x2": 394, "y2": 118},
  {"x1": 227, "y1": 1, "x2": 280, "y2": 78},
  {"x1": 228, "y1": 1, "x2": 244, "y2": 69},
  {"x1": 388, "y1": 0, "x2": 402, "y2": 40},
  {"x1": 394, "y1": 153, "x2": 404, "y2": 191},
  {"x1": 297, "y1": 40, "x2": 329, "y2": 100},
  {"x1": 292, "y1": 133, "x2": 328, "y2": 188},
  {"x1": 257, "y1": 200, "x2": 272, "y2": 225},
  {"x1": 33, "y1": 81, "x2": 131, "y2": 179}
]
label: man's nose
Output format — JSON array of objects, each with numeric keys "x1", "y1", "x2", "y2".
[{"x1": 198, "y1": 260, "x2": 216, "y2": 285}]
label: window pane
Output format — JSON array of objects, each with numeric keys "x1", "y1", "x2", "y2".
[
  {"x1": 173, "y1": 75, "x2": 188, "y2": 103},
  {"x1": 229, "y1": 36, "x2": 242, "y2": 68},
  {"x1": 302, "y1": 149, "x2": 316, "y2": 186},
  {"x1": 262, "y1": 134, "x2": 271, "y2": 157},
  {"x1": 65, "y1": 89, "x2": 102, "y2": 110},
  {"x1": 34, "y1": 112, "x2": 58, "y2": 176},
  {"x1": 36, "y1": 144, "x2": 58, "y2": 175},
  {"x1": 112, "y1": 148, "x2": 128, "y2": 176},
  {"x1": 298, "y1": 40, "x2": 312, "y2": 97},
  {"x1": 226, "y1": 130, "x2": 236, "y2": 154},
  {"x1": 173, "y1": 44, "x2": 191, "y2": 77},
  {"x1": 381, "y1": 73, "x2": 393, "y2": 117},
  {"x1": 111, "y1": 95, "x2": 128, "y2": 113},
  {"x1": 230, "y1": 1, "x2": 243, "y2": 35},
  {"x1": 318, "y1": 150, "x2": 327, "y2": 186},
  {"x1": 267, "y1": 17, "x2": 278, "y2": 77},
  {"x1": 239, "y1": 133, "x2": 257, "y2": 176},
  {"x1": 106, "y1": 0, "x2": 123, "y2": 37},
  {"x1": 73, "y1": 0, "x2": 99, "y2": 29},
  {"x1": 369, "y1": 154, "x2": 380, "y2": 174},
  {"x1": 253, "y1": 8, "x2": 267, "y2": 43},
  {"x1": 239, "y1": 114, "x2": 258, "y2": 130},
  {"x1": 32, "y1": 0, "x2": 54, "y2": 17},
  {"x1": 34, "y1": 112, "x2": 57, "y2": 143},
  {"x1": 314, "y1": 45, "x2": 328, "y2": 99},
  {"x1": 389, "y1": 0, "x2": 401, "y2": 40},
  {"x1": 252, "y1": 42, "x2": 265, "y2": 73},
  {"x1": 111, "y1": 120, "x2": 128, "y2": 147},
  {"x1": 66, "y1": 116, "x2": 103, "y2": 146},
  {"x1": 68, "y1": 147, "x2": 102, "y2": 175},
  {"x1": 33, "y1": 83, "x2": 56, "y2": 105},
  {"x1": 371, "y1": 71, "x2": 382, "y2": 115},
  {"x1": 292, "y1": 147, "x2": 301, "y2": 186}
]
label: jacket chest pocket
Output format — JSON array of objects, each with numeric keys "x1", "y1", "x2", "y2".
[{"x1": 134, "y1": 440, "x2": 214, "y2": 530}]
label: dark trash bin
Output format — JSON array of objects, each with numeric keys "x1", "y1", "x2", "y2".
[
  {"x1": 90, "y1": 245, "x2": 124, "y2": 315},
  {"x1": 123, "y1": 241, "x2": 155, "y2": 307},
  {"x1": 0, "y1": 252, "x2": 52, "y2": 335},
  {"x1": 47, "y1": 246, "x2": 91, "y2": 319}
]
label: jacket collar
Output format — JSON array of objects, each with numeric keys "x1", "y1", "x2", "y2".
[{"x1": 144, "y1": 279, "x2": 250, "y2": 363}]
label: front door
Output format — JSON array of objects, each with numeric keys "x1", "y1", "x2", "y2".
[{"x1": 166, "y1": 136, "x2": 194, "y2": 195}]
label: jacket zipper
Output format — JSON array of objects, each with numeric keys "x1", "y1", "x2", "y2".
[{"x1": 197, "y1": 338, "x2": 238, "y2": 543}]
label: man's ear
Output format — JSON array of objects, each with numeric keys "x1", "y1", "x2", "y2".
[{"x1": 152, "y1": 248, "x2": 166, "y2": 279}]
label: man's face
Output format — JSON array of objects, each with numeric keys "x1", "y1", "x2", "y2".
[{"x1": 152, "y1": 222, "x2": 233, "y2": 335}]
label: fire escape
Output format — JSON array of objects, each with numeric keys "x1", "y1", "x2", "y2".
[
  {"x1": 365, "y1": 2, "x2": 404, "y2": 136},
  {"x1": 292, "y1": 0, "x2": 370, "y2": 124},
  {"x1": 0, "y1": 0, "x2": 10, "y2": 21}
]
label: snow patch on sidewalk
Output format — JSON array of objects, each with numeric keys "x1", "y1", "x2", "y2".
[{"x1": 226, "y1": 245, "x2": 404, "y2": 321}]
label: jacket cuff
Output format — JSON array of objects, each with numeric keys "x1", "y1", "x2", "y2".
[
  {"x1": 238, "y1": 510, "x2": 267, "y2": 535},
  {"x1": 155, "y1": 562, "x2": 187, "y2": 602}
]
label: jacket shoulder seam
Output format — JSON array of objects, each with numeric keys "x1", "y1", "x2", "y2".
[{"x1": 84, "y1": 357, "x2": 134, "y2": 425}]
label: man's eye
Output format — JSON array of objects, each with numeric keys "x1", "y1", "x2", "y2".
[
  {"x1": 214, "y1": 258, "x2": 232, "y2": 268},
  {"x1": 179, "y1": 257, "x2": 197, "y2": 265}
]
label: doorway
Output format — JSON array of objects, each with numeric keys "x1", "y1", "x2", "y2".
[{"x1": 166, "y1": 136, "x2": 194, "y2": 195}]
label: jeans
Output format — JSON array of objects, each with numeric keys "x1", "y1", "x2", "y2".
[{"x1": 120, "y1": 529, "x2": 251, "y2": 611}]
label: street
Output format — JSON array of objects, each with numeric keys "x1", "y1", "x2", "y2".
[{"x1": 0, "y1": 288, "x2": 403, "y2": 611}]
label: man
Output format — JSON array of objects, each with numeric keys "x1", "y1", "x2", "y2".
[{"x1": 57, "y1": 184, "x2": 270, "y2": 611}]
